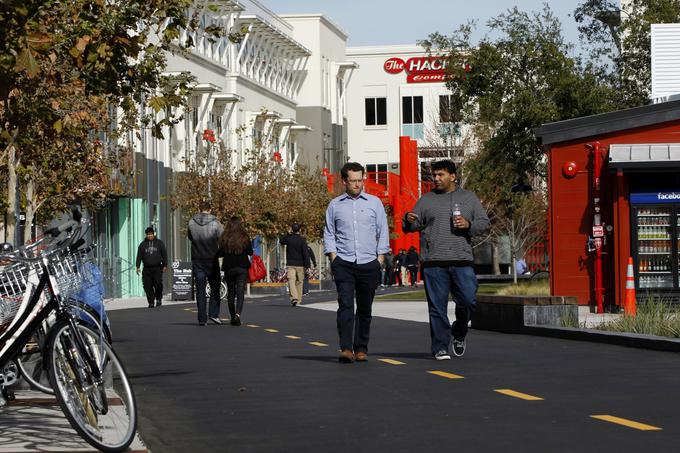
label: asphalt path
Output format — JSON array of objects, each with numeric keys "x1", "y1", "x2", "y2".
[{"x1": 109, "y1": 291, "x2": 680, "y2": 453}]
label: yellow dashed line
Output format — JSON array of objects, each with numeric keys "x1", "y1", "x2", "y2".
[
  {"x1": 427, "y1": 370, "x2": 464, "y2": 379},
  {"x1": 494, "y1": 389, "x2": 544, "y2": 401},
  {"x1": 308, "y1": 341, "x2": 328, "y2": 347},
  {"x1": 183, "y1": 308, "x2": 193, "y2": 312},
  {"x1": 285, "y1": 335, "x2": 301, "y2": 340},
  {"x1": 378, "y1": 358, "x2": 405, "y2": 366},
  {"x1": 246, "y1": 324, "x2": 260, "y2": 328},
  {"x1": 264, "y1": 328, "x2": 279, "y2": 333},
  {"x1": 590, "y1": 415, "x2": 662, "y2": 431}
]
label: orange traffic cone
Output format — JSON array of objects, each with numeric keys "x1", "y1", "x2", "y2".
[{"x1": 624, "y1": 257, "x2": 636, "y2": 316}]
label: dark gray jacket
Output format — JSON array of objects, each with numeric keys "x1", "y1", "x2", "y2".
[
  {"x1": 403, "y1": 187, "x2": 489, "y2": 264},
  {"x1": 188, "y1": 213, "x2": 224, "y2": 263}
]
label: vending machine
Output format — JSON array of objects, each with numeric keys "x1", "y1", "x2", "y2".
[{"x1": 631, "y1": 191, "x2": 680, "y2": 294}]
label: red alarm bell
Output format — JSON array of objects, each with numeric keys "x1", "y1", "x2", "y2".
[{"x1": 562, "y1": 161, "x2": 577, "y2": 178}]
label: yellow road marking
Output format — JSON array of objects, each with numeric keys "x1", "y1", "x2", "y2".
[
  {"x1": 285, "y1": 335, "x2": 301, "y2": 340},
  {"x1": 590, "y1": 415, "x2": 662, "y2": 431},
  {"x1": 427, "y1": 370, "x2": 464, "y2": 379},
  {"x1": 246, "y1": 324, "x2": 260, "y2": 328},
  {"x1": 494, "y1": 389, "x2": 544, "y2": 401},
  {"x1": 183, "y1": 308, "x2": 193, "y2": 312},
  {"x1": 378, "y1": 359, "x2": 405, "y2": 366},
  {"x1": 264, "y1": 328, "x2": 279, "y2": 333},
  {"x1": 308, "y1": 341, "x2": 328, "y2": 347}
]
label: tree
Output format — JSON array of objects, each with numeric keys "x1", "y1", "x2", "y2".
[
  {"x1": 0, "y1": 0, "x2": 220, "y2": 243},
  {"x1": 422, "y1": 5, "x2": 623, "y2": 182},
  {"x1": 172, "y1": 130, "x2": 331, "y2": 267},
  {"x1": 575, "y1": 0, "x2": 680, "y2": 106}
]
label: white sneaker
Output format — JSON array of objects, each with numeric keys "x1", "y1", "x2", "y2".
[
  {"x1": 452, "y1": 339, "x2": 466, "y2": 357},
  {"x1": 434, "y1": 350, "x2": 451, "y2": 360}
]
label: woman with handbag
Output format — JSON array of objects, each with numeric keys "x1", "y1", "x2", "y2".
[{"x1": 217, "y1": 217, "x2": 253, "y2": 326}]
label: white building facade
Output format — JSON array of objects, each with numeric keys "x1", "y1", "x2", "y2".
[{"x1": 345, "y1": 45, "x2": 461, "y2": 177}]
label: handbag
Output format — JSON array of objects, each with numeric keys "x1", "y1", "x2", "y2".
[{"x1": 248, "y1": 254, "x2": 267, "y2": 283}]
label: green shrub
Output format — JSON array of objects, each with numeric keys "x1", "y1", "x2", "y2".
[
  {"x1": 495, "y1": 280, "x2": 550, "y2": 296},
  {"x1": 596, "y1": 296, "x2": 680, "y2": 338}
]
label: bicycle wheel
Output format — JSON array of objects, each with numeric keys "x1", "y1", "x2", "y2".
[
  {"x1": 17, "y1": 328, "x2": 53, "y2": 394},
  {"x1": 47, "y1": 320, "x2": 136, "y2": 453},
  {"x1": 530, "y1": 270, "x2": 550, "y2": 282}
]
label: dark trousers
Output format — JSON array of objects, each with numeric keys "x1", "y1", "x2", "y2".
[
  {"x1": 332, "y1": 257, "x2": 380, "y2": 353},
  {"x1": 142, "y1": 267, "x2": 163, "y2": 305},
  {"x1": 193, "y1": 261, "x2": 221, "y2": 324},
  {"x1": 408, "y1": 266, "x2": 418, "y2": 286},
  {"x1": 422, "y1": 265, "x2": 478, "y2": 354},
  {"x1": 225, "y1": 267, "x2": 248, "y2": 318}
]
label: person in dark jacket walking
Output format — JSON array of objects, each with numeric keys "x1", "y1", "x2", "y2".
[
  {"x1": 136, "y1": 226, "x2": 168, "y2": 308},
  {"x1": 280, "y1": 223, "x2": 310, "y2": 306},
  {"x1": 303, "y1": 246, "x2": 317, "y2": 295},
  {"x1": 188, "y1": 202, "x2": 224, "y2": 326},
  {"x1": 217, "y1": 217, "x2": 253, "y2": 326},
  {"x1": 406, "y1": 246, "x2": 420, "y2": 287}
]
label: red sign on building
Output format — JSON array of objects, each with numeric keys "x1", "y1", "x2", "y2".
[{"x1": 384, "y1": 56, "x2": 448, "y2": 83}]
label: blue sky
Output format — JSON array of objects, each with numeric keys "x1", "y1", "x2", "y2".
[{"x1": 268, "y1": 1, "x2": 584, "y2": 48}]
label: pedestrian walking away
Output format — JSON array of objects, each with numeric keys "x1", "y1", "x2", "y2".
[
  {"x1": 382, "y1": 249, "x2": 394, "y2": 287},
  {"x1": 217, "y1": 217, "x2": 253, "y2": 326},
  {"x1": 280, "y1": 223, "x2": 310, "y2": 306},
  {"x1": 136, "y1": 226, "x2": 168, "y2": 308},
  {"x1": 396, "y1": 249, "x2": 407, "y2": 287},
  {"x1": 188, "y1": 201, "x2": 224, "y2": 326},
  {"x1": 403, "y1": 159, "x2": 489, "y2": 360},
  {"x1": 324, "y1": 162, "x2": 389, "y2": 363},
  {"x1": 406, "y1": 246, "x2": 420, "y2": 287}
]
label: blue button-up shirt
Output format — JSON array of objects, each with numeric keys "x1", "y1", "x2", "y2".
[{"x1": 324, "y1": 191, "x2": 390, "y2": 264}]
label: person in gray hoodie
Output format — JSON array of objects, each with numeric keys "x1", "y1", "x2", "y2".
[
  {"x1": 404, "y1": 159, "x2": 489, "y2": 360},
  {"x1": 188, "y1": 202, "x2": 224, "y2": 326}
]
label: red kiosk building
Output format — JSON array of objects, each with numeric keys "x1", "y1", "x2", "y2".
[{"x1": 535, "y1": 99, "x2": 680, "y2": 309}]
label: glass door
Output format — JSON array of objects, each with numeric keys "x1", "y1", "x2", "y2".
[{"x1": 636, "y1": 206, "x2": 673, "y2": 289}]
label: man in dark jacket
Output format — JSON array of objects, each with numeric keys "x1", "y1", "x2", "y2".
[
  {"x1": 280, "y1": 223, "x2": 310, "y2": 306},
  {"x1": 188, "y1": 203, "x2": 224, "y2": 325},
  {"x1": 136, "y1": 226, "x2": 168, "y2": 308}
]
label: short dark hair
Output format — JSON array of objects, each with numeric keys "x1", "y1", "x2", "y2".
[
  {"x1": 145, "y1": 226, "x2": 155, "y2": 234},
  {"x1": 291, "y1": 223, "x2": 301, "y2": 233},
  {"x1": 340, "y1": 162, "x2": 365, "y2": 181},
  {"x1": 431, "y1": 160, "x2": 457, "y2": 175}
]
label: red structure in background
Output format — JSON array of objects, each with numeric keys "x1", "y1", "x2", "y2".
[{"x1": 324, "y1": 136, "x2": 422, "y2": 254}]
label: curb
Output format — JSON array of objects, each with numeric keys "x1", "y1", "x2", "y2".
[{"x1": 522, "y1": 325, "x2": 680, "y2": 352}]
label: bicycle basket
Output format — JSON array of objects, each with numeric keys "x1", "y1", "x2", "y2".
[
  {"x1": 48, "y1": 250, "x2": 97, "y2": 298},
  {"x1": 0, "y1": 262, "x2": 36, "y2": 333}
]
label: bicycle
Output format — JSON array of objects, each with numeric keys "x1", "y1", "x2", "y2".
[
  {"x1": 530, "y1": 269, "x2": 550, "y2": 282},
  {"x1": 269, "y1": 268, "x2": 288, "y2": 283},
  {"x1": 205, "y1": 272, "x2": 228, "y2": 300},
  {"x1": 0, "y1": 212, "x2": 136, "y2": 452}
]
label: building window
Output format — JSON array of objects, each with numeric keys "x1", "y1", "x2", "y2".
[
  {"x1": 365, "y1": 98, "x2": 387, "y2": 126},
  {"x1": 366, "y1": 163, "x2": 388, "y2": 187},
  {"x1": 439, "y1": 95, "x2": 458, "y2": 123},
  {"x1": 402, "y1": 96, "x2": 423, "y2": 139}
]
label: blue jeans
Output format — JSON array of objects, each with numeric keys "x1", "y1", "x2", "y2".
[
  {"x1": 422, "y1": 265, "x2": 478, "y2": 354},
  {"x1": 193, "y1": 261, "x2": 221, "y2": 324},
  {"x1": 331, "y1": 257, "x2": 381, "y2": 353}
]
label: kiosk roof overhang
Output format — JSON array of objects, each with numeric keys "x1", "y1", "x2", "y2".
[
  {"x1": 238, "y1": 15, "x2": 311, "y2": 57},
  {"x1": 534, "y1": 99, "x2": 680, "y2": 146},
  {"x1": 609, "y1": 144, "x2": 680, "y2": 169}
]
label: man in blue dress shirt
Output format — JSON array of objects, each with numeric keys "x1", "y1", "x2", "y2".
[{"x1": 324, "y1": 162, "x2": 390, "y2": 363}]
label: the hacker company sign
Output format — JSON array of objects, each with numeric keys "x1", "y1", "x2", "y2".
[{"x1": 383, "y1": 56, "x2": 448, "y2": 83}]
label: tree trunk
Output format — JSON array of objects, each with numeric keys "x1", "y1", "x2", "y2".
[
  {"x1": 5, "y1": 145, "x2": 17, "y2": 245},
  {"x1": 491, "y1": 241, "x2": 501, "y2": 275},
  {"x1": 23, "y1": 178, "x2": 36, "y2": 244}
]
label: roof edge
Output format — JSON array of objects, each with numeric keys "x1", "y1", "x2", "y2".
[{"x1": 534, "y1": 99, "x2": 680, "y2": 146}]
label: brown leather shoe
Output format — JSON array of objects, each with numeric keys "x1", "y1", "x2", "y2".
[
  {"x1": 338, "y1": 349, "x2": 355, "y2": 363},
  {"x1": 355, "y1": 351, "x2": 368, "y2": 362}
]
